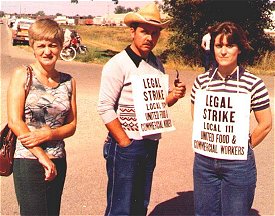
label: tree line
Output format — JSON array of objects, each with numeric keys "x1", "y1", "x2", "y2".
[
  {"x1": 2, "y1": 0, "x2": 274, "y2": 66},
  {"x1": 71, "y1": 0, "x2": 274, "y2": 66},
  {"x1": 162, "y1": 0, "x2": 274, "y2": 66}
]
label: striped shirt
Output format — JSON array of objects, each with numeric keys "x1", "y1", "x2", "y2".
[{"x1": 191, "y1": 66, "x2": 270, "y2": 111}]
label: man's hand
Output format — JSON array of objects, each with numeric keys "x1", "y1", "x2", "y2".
[
  {"x1": 166, "y1": 82, "x2": 186, "y2": 107},
  {"x1": 172, "y1": 82, "x2": 186, "y2": 99},
  {"x1": 118, "y1": 138, "x2": 132, "y2": 148}
]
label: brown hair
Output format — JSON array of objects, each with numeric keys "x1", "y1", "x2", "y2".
[
  {"x1": 130, "y1": 22, "x2": 139, "y2": 30},
  {"x1": 210, "y1": 21, "x2": 252, "y2": 63},
  {"x1": 28, "y1": 18, "x2": 64, "y2": 47},
  {"x1": 130, "y1": 22, "x2": 163, "y2": 31}
]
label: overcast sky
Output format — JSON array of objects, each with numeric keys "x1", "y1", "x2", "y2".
[{"x1": 1, "y1": 0, "x2": 161, "y2": 17}]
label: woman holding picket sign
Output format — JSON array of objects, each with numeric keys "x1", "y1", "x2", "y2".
[{"x1": 191, "y1": 21, "x2": 272, "y2": 216}]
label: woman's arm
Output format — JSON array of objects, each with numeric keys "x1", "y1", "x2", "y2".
[
  {"x1": 18, "y1": 78, "x2": 77, "y2": 147},
  {"x1": 191, "y1": 103, "x2": 194, "y2": 120},
  {"x1": 7, "y1": 67, "x2": 57, "y2": 181},
  {"x1": 250, "y1": 107, "x2": 272, "y2": 148}
]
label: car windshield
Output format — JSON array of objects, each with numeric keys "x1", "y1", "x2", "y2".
[
  {"x1": 19, "y1": 21, "x2": 33, "y2": 25},
  {"x1": 16, "y1": 20, "x2": 34, "y2": 29}
]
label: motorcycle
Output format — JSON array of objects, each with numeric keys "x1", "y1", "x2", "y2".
[{"x1": 60, "y1": 32, "x2": 88, "y2": 62}]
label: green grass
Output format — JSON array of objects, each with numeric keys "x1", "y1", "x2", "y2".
[
  {"x1": 75, "y1": 25, "x2": 275, "y2": 75},
  {"x1": 20, "y1": 25, "x2": 275, "y2": 75},
  {"x1": 74, "y1": 25, "x2": 169, "y2": 58},
  {"x1": 247, "y1": 51, "x2": 275, "y2": 76}
]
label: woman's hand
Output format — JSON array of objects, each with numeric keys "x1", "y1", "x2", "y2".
[
  {"x1": 37, "y1": 155, "x2": 57, "y2": 181},
  {"x1": 18, "y1": 125, "x2": 52, "y2": 148}
]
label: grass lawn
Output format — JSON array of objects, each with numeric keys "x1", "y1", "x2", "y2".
[{"x1": 19, "y1": 25, "x2": 275, "y2": 76}]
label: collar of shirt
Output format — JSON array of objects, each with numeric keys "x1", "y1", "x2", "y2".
[
  {"x1": 209, "y1": 66, "x2": 245, "y2": 81},
  {"x1": 125, "y1": 45, "x2": 158, "y2": 68}
]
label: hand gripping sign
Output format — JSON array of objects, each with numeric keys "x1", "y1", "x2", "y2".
[
  {"x1": 131, "y1": 62, "x2": 175, "y2": 136},
  {"x1": 192, "y1": 90, "x2": 251, "y2": 160}
]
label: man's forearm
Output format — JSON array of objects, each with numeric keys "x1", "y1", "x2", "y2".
[{"x1": 105, "y1": 118, "x2": 131, "y2": 147}]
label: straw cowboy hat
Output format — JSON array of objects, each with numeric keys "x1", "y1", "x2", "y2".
[{"x1": 124, "y1": 3, "x2": 170, "y2": 29}]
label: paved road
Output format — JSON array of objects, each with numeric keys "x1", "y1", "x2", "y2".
[{"x1": 0, "y1": 23, "x2": 274, "y2": 215}]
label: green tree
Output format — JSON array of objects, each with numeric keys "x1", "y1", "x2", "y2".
[
  {"x1": 163, "y1": 0, "x2": 274, "y2": 66},
  {"x1": 114, "y1": 6, "x2": 133, "y2": 14},
  {"x1": 126, "y1": 7, "x2": 134, "y2": 13},
  {"x1": 134, "y1": 7, "x2": 140, "y2": 12},
  {"x1": 35, "y1": 11, "x2": 45, "y2": 16}
]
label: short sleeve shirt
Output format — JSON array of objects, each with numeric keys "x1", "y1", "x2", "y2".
[{"x1": 191, "y1": 66, "x2": 270, "y2": 112}]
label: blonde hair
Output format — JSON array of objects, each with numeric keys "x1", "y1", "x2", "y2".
[{"x1": 28, "y1": 18, "x2": 64, "y2": 47}]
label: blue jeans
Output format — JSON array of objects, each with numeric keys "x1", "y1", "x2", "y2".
[
  {"x1": 193, "y1": 146, "x2": 256, "y2": 216},
  {"x1": 103, "y1": 134, "x2": 159, "y2": 216},
  {"x1": 13, "y1": 158, "x2": 67, "y2": 216},
  {"x1": 203, "y1": 50, "x2": 211, "y2": 71},
  {"x1": 203, "y1": 50, "x2": 217, "y2": 72}
]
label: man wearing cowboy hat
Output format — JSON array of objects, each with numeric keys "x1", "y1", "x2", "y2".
[{"x1": 98, "y1": 3, "x2": 186, "y2": 215}]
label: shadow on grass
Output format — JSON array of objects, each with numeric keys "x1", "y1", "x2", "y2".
[{"x1": 96, "y1": 49, "x2": 119, "y2": 58}]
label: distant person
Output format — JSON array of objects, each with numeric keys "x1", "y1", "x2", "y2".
[
  {"x1": 7, "y1": 18, "x2": 77, "y2": 215},
  {"x1": 97, "y1": 3, "x2": 186, "y2": 216},
  {"x1": 70, "y1": 30, "x2": 83, "y2": 51},
  {"x1": 63, "y1": 28, "x2": 72, "y2": 48},
  {"x1": 201, "y1": 26, "x2": 213, "y2": 71},
  {"x1": 191, "y1": 21, "x2": 272, "y2": 216}
]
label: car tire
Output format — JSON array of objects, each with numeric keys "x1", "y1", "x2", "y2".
[{"x1": 12, "y1": 39, "x2": 17, "y2": 46}]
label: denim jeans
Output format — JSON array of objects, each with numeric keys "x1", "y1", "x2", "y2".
[
  {"x1": 203, "y1": 50, "x2": 217, "y2": 72},
  {"x1": 193, "y1": 146, "x2": 256, "y2": 216},
  {"x1": 13, "y1": 158, "x2": 67, "y2": 216},
  {"x1": 203, "y1": 50, "x2": 211, "y2": 72},
  {"x1": 103, "y1": 134, "x2": 159, "y2": 216}
]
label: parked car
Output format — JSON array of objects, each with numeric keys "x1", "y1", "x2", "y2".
[{"x1": 12, "y1": 18, "x2": 35, "y2": 46}]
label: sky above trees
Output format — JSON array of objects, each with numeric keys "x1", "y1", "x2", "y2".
[{"x1": 1, "y1": 0, "x2": 160, "y2": 17}]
